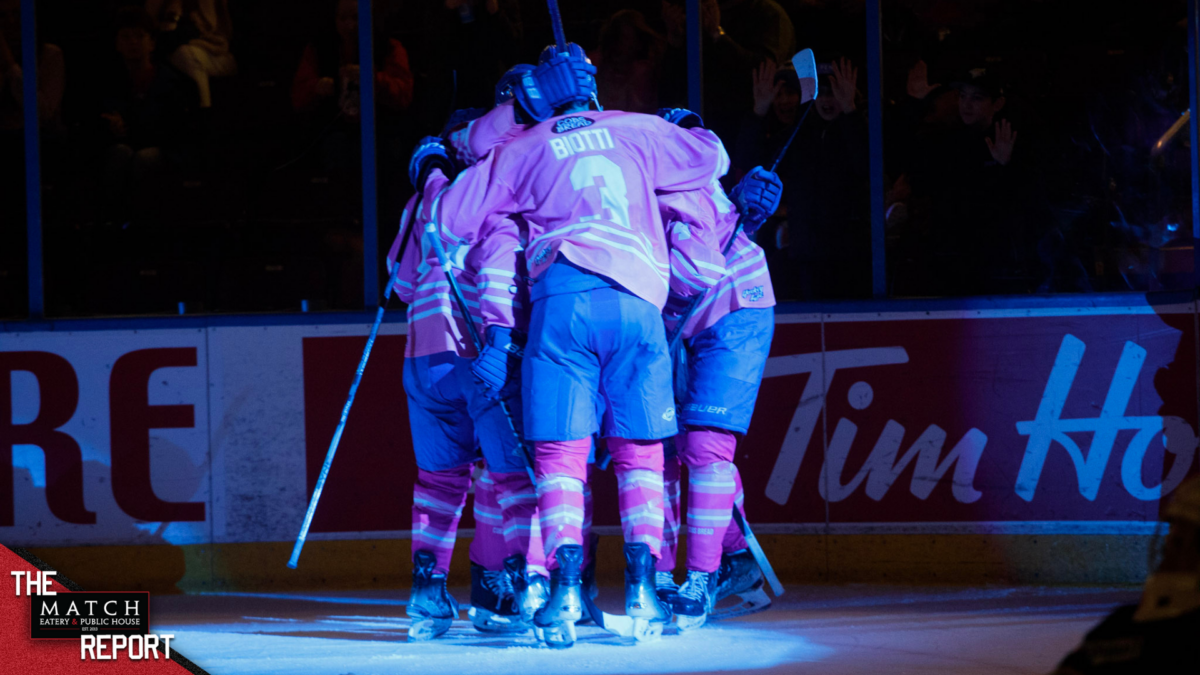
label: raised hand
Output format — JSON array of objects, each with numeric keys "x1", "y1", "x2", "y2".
[
  {"x1": 752, "y1": 60, "x2": 781, "y2": 117},
  {"x1": 906, "y1": 59, "x2": 940, "y2": 100},
  {"x1": 985, "y1": 119, "x2": 1017, "y2": 166},
  {"x1": 829, "y1": 57, "x2": 858, "y2": 113}
]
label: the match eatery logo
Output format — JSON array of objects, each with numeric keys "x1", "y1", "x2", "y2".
[
  {"x1": 13, "y1": 570, "x2": 175, "y2": 661},
  {"x1": 553, "y1": 116, "x2": 594, "y2": 133}
]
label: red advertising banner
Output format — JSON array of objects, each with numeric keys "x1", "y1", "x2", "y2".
[{"x1": 302, "y1": 308, "x2": 1200, "y2": 533}]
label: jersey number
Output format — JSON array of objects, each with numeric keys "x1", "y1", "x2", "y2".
[{"x1": 570, "y1": 156, "x2": 632, "y2": 229}]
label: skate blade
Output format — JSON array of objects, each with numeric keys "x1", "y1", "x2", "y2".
[
  {"x1": 631, "y1": 617, "x2": 664, "y2": 643},
  {"x1": 674, "y1": 612, "x2": 708, "y2": 633},
  {"x1": 469, "y1": 607, "x2": 531, "y2": 634},
  {"x1": 534, "y1": 620, "x2": 577, "y2": 649},
  {"x1": 408, "y1": 616, "x2": 453, "y2": 641},
  {"x1": 710, "y1": 586, "x2": 772, "y2": 621}
]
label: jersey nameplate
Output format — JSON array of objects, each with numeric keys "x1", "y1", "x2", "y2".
[{"x1": 549, "y1": 127, "x2": 615, "y2": 160}]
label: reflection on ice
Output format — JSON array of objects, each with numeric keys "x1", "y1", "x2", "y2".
[{"x1": 158, "y1": 613, "x2": 831, "y2": 675}]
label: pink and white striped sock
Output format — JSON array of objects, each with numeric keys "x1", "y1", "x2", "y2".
[
  {"x1": 581, "y1": 472, "x2": 594, "y2": 570},
  {"x1": 492, "y1": 470, "x2": 548, "y2": 577},
  {"x1": 469, "y1": 468, "x2": 508, "y2": 570},
  {"x1": 412, "y1": 465, "x2": 472, "y2": 573},
  {"x1": 723, "y1": 464, "x2": 749, "y2": 554},
  {"x1": 657, "y1": 450, "x2": 682, "y2": 572},
  {"x1": 686, "y1": 461, "x2": 738, "y2": 573},
  {"x1": 534, "y1": 439, "x2": 591, "y2": 568},
  {"x1": 679, "y1": 429, "x2": 739, "y2": 573},
  {"x1": 610, "y1": 438, "x2": 665, "y2": 558}
]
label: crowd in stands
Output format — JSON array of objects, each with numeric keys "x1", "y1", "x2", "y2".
[{"x1": 1, "y1": 0, "x2": 1194, "y2": 318}]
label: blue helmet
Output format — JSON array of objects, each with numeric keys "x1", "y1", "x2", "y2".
[{"x1": 496, "y1": 63, "x2": 535, "y2": 106}]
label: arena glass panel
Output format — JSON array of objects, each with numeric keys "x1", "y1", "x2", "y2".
[
  {"x1": 1, "y1": 0, "x2": 28, "y2": 319},
  {"x1": 33, "y1": 0, "x2": 366, "y2": 318},
  {"x1": 881, "y1": 0, "x2": 1195, "y2": 298}
]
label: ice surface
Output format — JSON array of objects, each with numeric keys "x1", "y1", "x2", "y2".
[{"x1": 152, "y1": 585, "x2": 1139, "y2": 675}]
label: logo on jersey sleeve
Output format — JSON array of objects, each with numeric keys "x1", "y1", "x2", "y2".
[
  {"x1": 553, "y1": 116, "x2": 594, "y2": 133},
  {"x1": 742, "y1": 285, "x2": 765, "y2": 302}
]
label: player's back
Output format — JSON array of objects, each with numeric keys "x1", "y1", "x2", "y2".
[{"x1": 492, "y1": 109, "x2": 727, "y2": 309}]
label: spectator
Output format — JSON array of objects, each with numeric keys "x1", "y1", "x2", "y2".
[
  {"x1": 660, "y1": 0, "x2": 795, "y2": 141},
  {"x1": 145, "y1": 0, "x2": 236, "y2": 109},
  {"x1": 590, "y1": 9, "x2": 665, "y2": 114},
  {"x1": 291, "y1": 0, "x2": 414, "y2": 174},
  {"x1": 98, "y1": 7, "x2": 195, "y2": 223},
  {"x1": 889, "y1": 65, "x2": 1026, "y2": 296},
  {"x1": 735, "y1": 58, "x2": 870, "y2": 299}
]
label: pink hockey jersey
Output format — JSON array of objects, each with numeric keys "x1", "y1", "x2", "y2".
[
  {"x1": 421, "y1": 110, "x2": 730, "y2": 310},
  {"x1": 388, "y1": 194, "x2": 476, "y2": 358},
  {"x1": 445, "y1": 100, "x2": 526, "y2": 168},
  {"x1": 461, "y1": 214, "x2": 529, "y2": 333},
  {"x1": 660, "y1": 183, "x2": 776, "y2": 340}
]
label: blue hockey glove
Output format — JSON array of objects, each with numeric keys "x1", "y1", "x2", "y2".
[
  {"x1": 730, "y1": 166, "x2": 783, "y2": 235},
  {"x1": 655, "y1": 107, "x2": 705, "y2": 129},
  {"x1": 516, "y1": 44, "x2": 597, "y2": 122},
  {"x1": 408, "y1": 136, "x2": 455, "y2": 191},
  {"x1": 471, "y1": 326, "x2": 526, "y2": 398}
]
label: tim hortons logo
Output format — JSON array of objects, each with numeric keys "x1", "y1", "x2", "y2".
[
  {"x1": 1015, "y1": 334, "x2": 1196, "y2": 502},
  {"x1": 762, "y1": 334, "x2": 1197, "y2": 506}
]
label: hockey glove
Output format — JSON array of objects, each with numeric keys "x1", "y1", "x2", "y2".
[
  {"x1": 408, "y1": 136, "x2": 456, "y2": 191},
  {"x1": 516, "y1": 52, "x2": 597, "y2": 121},
  {"x1": 730, "y1": 166, "x2": 783, "y2": 236},
  {"x1": 655, "y1": 107, "x2": 705, "y2": 129},
  {"x1": 471, "y1": 326, "x2": 526, "y2": 398}
]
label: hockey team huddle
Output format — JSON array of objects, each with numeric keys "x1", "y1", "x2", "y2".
[{"x1": 392, "y1": 43, "x2": 783, "y2": 649}]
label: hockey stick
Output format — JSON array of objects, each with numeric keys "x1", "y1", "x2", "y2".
[
  {"x1": 423, "y1": 220, "x2": 537, "y2": 481},
  {"x1": 732, "y1": 505, "x2": 784, "y2": 596},
  {"x1": 665, "y1": 48, "x2": 817, "y2": 354},
  {"x1": 546, "y1": 0, "x2": 568, "y2": 53},
  {"x1": 288, "y1": 205, "x2": 420, "y2": 570}
]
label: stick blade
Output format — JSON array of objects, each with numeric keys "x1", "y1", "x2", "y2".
[{"x1": 791, "y1": 48, "x2": 818, "y2": 104}]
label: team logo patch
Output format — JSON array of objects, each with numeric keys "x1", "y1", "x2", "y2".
[
  {"x1": 662, "y1": 407, "x2": 676, "y2": 422},
  {"x1": 742, "y1": 285, "x2": 765, "y2": 302},
  {"x1": 553, "y1": 116, "x2": 594, "y2": 133}
]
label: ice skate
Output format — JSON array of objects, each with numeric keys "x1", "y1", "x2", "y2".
[
  {"x1": 655, "y1": 570, "x2": 680, "y2": 605},
  {"x1": 673, "y1": 569, "x2": 718, "y2": 632},
  {"x1": 624, "y1": 543, "x2": 671, "y2": 643},
  {"x1": 578, "y1": 532, "x2": 600, "y2": 625},
  {"x1": 712, "y1": 549, "x2": 772, "y2": 620},
  {"x1": 504, "y1": 553, "x2": 548, "y2": 625},
  {"x1": 469, "y1": 562, "x2": 528, "y2": 634},
  {"x1": 407, "y1": 550, "x2": 459, "y2": 641},
  {"x1": 533, "y1": 545, "x2": 584, "y2": 649}
]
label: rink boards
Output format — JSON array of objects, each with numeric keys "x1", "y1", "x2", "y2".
[{"x1": 2, "y1": 298, "x2": 1198, "y2": 588}]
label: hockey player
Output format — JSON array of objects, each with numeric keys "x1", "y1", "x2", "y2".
[
  {"x1": 653, "y1": 108, "x2": 783, "y2": 630},
  {"x1": 412, "y1": 44, "x2": 731, "y2": 648},
  {"x1": 388, "y1": 182, "x2": 475, "y2": 641},
  {"x1": 392, "y1": 80, "x2": 542, "y2": 639}
]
